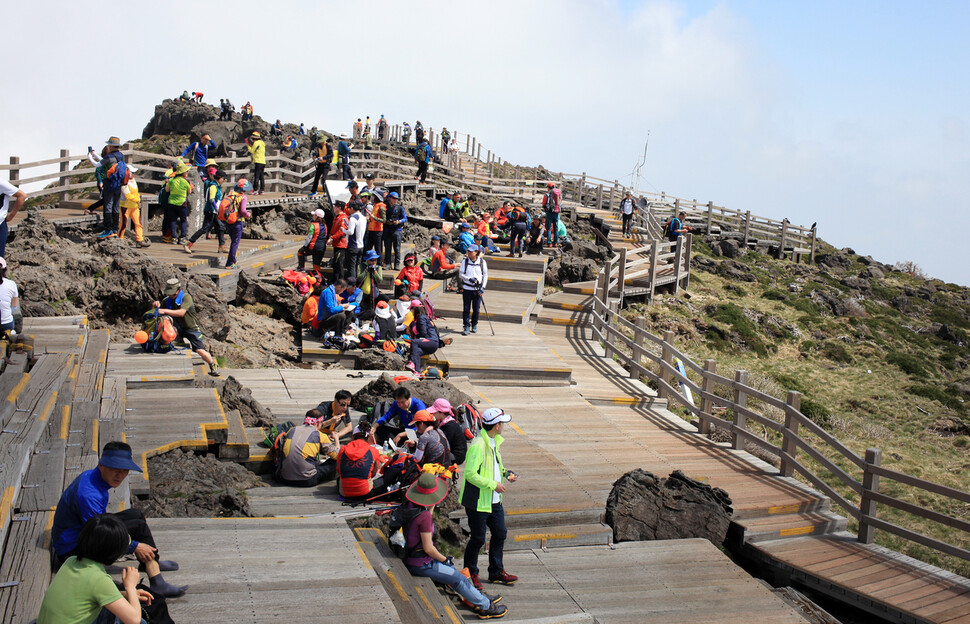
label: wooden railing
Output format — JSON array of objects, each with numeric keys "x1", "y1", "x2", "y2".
[
  {"x1": 596, "y1": 235, "x2": 692, "y2": 304},
  {"x1": 588, "y1": 290, "x2": 970, "y2": 564}
]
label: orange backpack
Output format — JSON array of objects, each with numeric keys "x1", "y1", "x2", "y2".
[{"x1": 218, "y1": 192, "x2": 242, "y2": 224}]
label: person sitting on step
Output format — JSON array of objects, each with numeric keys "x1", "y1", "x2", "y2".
[
  {"x1": 393, "y1": 410, "x2": 451, "y2": 467},
  {"x1": 375, "y1": 386, "x2": 427, "y2": 445},
  {"x1": 336, "y1": 422, "x2": 384, "y2": 499},
  {"x1": 313, "y1": 389, "x2": 355, "y2": 441},
  {"x1": 277, "y1": 411, "x2": 339, "y2": 487}
]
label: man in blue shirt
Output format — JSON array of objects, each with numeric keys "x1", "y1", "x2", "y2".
[
  {"x1": 382, "y1": 192, "x2": 408, "y2": 270},
  {"x1": 51, "y1": 442, "x2": 188, "y2": 597},
  {"x1": 375, "y1": 386, "x2": 428, "y2": 445},
  {"x1": 338, "y1": 135, "x2": 354, "y2": 180},
  {"x1": 181, "y1": 133, "x2": 218, "y2": 180}
]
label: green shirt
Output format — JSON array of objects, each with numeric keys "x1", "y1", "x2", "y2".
[
  {"x1": 165, "y1": 175, "x2": 192, "y2": 205},
  {"x1": 38, "y1": 556, "x2": 122, "y2": 624},
  {"x1": 167, "y1": 291, "x2": 200, "y2": 331}
]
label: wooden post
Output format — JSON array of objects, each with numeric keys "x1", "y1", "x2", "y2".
[
  {"x1": 699, "y1": 360, "x2": 716, "y2": 434},
  {"x1": 59, "y1": 149, "x2": 70, "y2": 202},
  {"x1": 139, "y1": 196, "x2": 149, "y2": 238},
  {"x1": 633, "y1": 318, "x2": 647, "y2": 380},
  {"x1": 778, "y1": 219, "x2": 789, "y2": 260},
  {"x1": 487, "y1": 149, "x2": 491, "y2": 164},
  {"x1": 706, "y1": 201, "x2": 713, "y2": 233},
  {"x1": 682, "y1": 233, "x2": 692, "y2": 291},
  {"x1": 743, "y1": 210, "x2": 751, "y2": 247},
  {"x1": 674, "y1": 198, "x2": 680, "y2": 214},
  {"x1": 810, "y1": 225, "x2": 817, "y2": 264},
  {"x1": 780, "y1": 391, "x2": 801, "y2": 478},
  {"x1": 611, "y1": 179, "x2": 618, "y2": 210},
  {"x1": 858, "y1": 448, "x2": 882, "y2": 544},
  {"x1": 9, "y1": 156, "x2": 20, "y2": 186},
  {"x1": 596, "y1": 184, "x2": 603, "y2": 211},
  {"x1": 474, "y1": 159, "x2": 478, "y2": 176},
  {"x1": 659, "y1": 330, "x2": 675, "y2": 401},
  {"x1": 580, "y1": 173, "x2": 586, "y2": 205},
  {"x1": 604, "y1": 298, "x2": 619, "y2": 359},
  {"x1": 647, "y1": 240, "x2": 659, "y2": 305},
  {"x1": 466, "y1": 134, "x2": 471, "y2": 154},
  {"x1": 732, "y1": 370, "x2": 748, "y2": 449},
  {"x1": 672, "y1": 235, "x2": 685, "y2": 295},
  {"x1": 617, "y1": 248, "x2": 627, "y2": 302}
]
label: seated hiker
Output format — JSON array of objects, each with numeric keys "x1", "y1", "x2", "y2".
[
  {"x1": 302, "y1": 282, "x2": 324, "y2": 333},
  {"x1": 407, "y1": 303, "x2": 447, "y2": 374},
  {"x1": 456, "y1": 222, "x2": 475, "y2": 253},
  {"x1": 152, "y1": 278, "x2": 219, "y2": 377},
  {"x1": 340, "y1": 277, "x2": 363, "y2": 316},
  {"x1": 527, "y1": 216, "x2": 545, "y2": 253},
  {"x1": 374, "y1": 300, "x2": 398, "y2": 340},
  {"x1": 375, "y1": 386, "x2": 427, "y2": 445},
  {"x1": 337, "y1": 424, "x2": 384, "y2": 499},
  {"x1": 277, "y1": 412, "x2": 338, "y2": 487},
  {"x1": 357, "y1": 250, "x2": 383, "y2": 318},
  {"x1": 38, "y1": 514, "x2": 161, "y2": 624},
  {"x1": 313, "y1": 389, "x2": 355, "y2": 440},
  {"x1": 428, "y1": 398, "x2": 468, "y2": 465},
  {"x1": 474, "y1": 214, "x2": 500, "y2": 254},
  {"x1": 315, "y1": 278, "x2": 355, "y2": 338},
  {"x1": 401, "y1": 473, "x2": 507, "y2": 619},
  {"x1": 51, "y1": 442, "x2": 188, "y2": 598},
  {"x1": 425, "y1": 238, "x2": 459, "y2": 292},
  {"x1": 395, "y1": 252, "x2": 424, "y2": 298},
  {"x1": 393, "y1": 410, "x2": 451, "y2": 467}
]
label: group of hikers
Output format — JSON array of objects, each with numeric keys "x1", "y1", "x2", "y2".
[{"x1": 273, "y1": 388, "x2": 516, "y2": 618}]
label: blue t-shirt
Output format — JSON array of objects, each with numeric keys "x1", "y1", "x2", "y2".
[
  {"x1": 377, "y1": 397, "x2": 428, "y2": 429},
  {"x1": 51, "y1": 469, "x2": 123, "y2": 556}
]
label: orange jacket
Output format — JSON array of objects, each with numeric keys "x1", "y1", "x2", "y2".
[
  {"x1": 329, "y1": 211, "x2": 349, "y2": 249},
  {"x1": 396, "y1": 265, "x2": 424, "y2": 290},
  {"x1": 432, "y1": 249, "x2": 455, "y2": 271},
  {"x1": 367, "y1": 202, "x2": 386, "y2": 232}
]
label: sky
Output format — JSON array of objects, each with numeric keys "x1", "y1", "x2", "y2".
[{"x1": 3, "y1": 1, "x2": 969, "y2": 284}]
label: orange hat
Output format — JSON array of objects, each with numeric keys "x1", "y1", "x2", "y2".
[{"x1": 411, "y1": 410, "x2": 435, "y2": 424}]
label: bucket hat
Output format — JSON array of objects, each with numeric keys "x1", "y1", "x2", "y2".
[
  {"x1": 364, "y1": 250, "x2": 381, "y2": 262},
  {"x1": 236, "y1": 179, "x2": 253, "y2": 192},
  {"x1": 105, "y1": 136, "x2": 122, "y2": 147},
  {"x1": 250, "y1": 131, "x2": 261, "y2": 138},
  {"x1": 99, "y1": 447, "x2": 143, "y2": 472},
  {"x1": 174, "y1": 162, "x2": 191, "y2": 175},
  {"x1": 163, "y1": 278, "x2": 181, "y2": 296},
  {"x1": 405, "y1": 472, "x2": 449, "y2": 507},
  {"x1": 427, "y1": 398, "x2": 455, "y2": 418}
]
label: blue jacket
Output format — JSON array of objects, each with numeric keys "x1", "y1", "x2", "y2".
[
  {"x1": 52, "y1": 469, "x2": 139, "y2": 556},
  {"x1": 181, "y1": 140, "x2": 217, "y2": 168},
  {"x1": 439, "y1": 197, "x2": 451, "y2": 219},
  {"x1": 317, "y1": 285, "x2": 344, "y2": 322},
  {"x1": 341, "y1": 287, "x2": 362, "y2": 312},
  {"x1": 377, "y1": 397, "x2": 428, "y2": 428},
  {"x1": 338, "y1": 141, "x2": 351, "y2": 157},
  {"x1": 386, "y1": 204, "x2": 407, "y2": 231},
  {"x1": 415, "y1": 142, "x2": 432, "y2": 163},
  {"x1": 458, "y1": 231, "x2": 475, "y2": 250}
]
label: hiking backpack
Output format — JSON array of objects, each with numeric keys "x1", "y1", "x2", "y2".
[
  {"x1": 140, "y1": 310, "x2": 178, "y2": 353},
  {"x1": 420, "y1": 366, "x2": 447, "y2": 380},
  {"x1": 218, "y1": 193, "x2": 242, "y2": 224},
  {"x1": 387, "y1": 504, "x2": 427, "y2": 558},
  {"x1": 456, "y1": 403, "x2": 483, "y2": 440},
  {"x1": 102, "y1": 154, "x2": 131, "y2": 191}
]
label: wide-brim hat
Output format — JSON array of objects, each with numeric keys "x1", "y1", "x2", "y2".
[
  {"x1": 105, "y1": 136, "x2": 122, "y2": 147},
  {"x1": 205, "y1": 159, "x2": 217, "y2": 167},
  {"x1": 99, "y1": 447, "x2": 143, "y2": 472},
  {"x1": 364, "y1": 250, "x2": 381, "y2": 262},
  {"x1": 163, "y1": 278, "x2": 181, "y2": 296},
  {"x1": 427, "y1": 398, "x2": 455, "y2": 417},
  {"x1": 174, "y1": 162, "x2": 191, "y2": 175},
  {"x1": 375, "y1": 305, "x2": 393, "y2": 319},
  {"x1": 405, "y1": 472, "x2": 449, "y2": 507}
]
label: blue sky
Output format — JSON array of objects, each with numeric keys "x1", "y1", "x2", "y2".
[{"x1": 2, "y1": 1, "x2": 968, "y2": 283}]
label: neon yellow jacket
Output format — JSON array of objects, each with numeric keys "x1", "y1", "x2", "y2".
[
  {"x1": 459, "y1": 429, "x2": 506, "y2": 512},
  {"x1": 248, "y1": 139, "x2": 266, "y2": 165},
  {"x1": 121, "y1": 179, "x2": 140, "y2": 210}
]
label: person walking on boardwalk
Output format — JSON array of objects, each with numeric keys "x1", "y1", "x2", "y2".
[
  {"x1": 0, "y1": 176, "x2": 25, "y2": 257},
  {"x1": 542, "y1": 182, "x2": 562, "y2": 248},
  {"x1": 163, "y1": 161, "x2": 193, "y2": 244},
  {"x1": 97, "y1": 136, "x2": 128, "y2": 239},
  {"x1": 458, "y1": 244, "x2": 488, "y2": 335},
  {"x1": 181, "y1": 133, "x2": 218, "y2": 181},
  {"x1": 461, "y1": 407, "x2": 518, "y2": 592},
  {"x1": 246, "y1": 131, "x2": 266, "y2": 194},
  {"x1": 309, "y1": 137, "x2": 333, "y2": 197},
  {"x1": 118, "y1": 166, "x2": 150, "y2": 248},
  {"x1": 51, "y1": 441, "x2": 189, "y2": 598},
  {"x1": 185, "y1": 170, "x2": 228, "y2": 254},
  {"x1": 401, "y1": 121, "x2": 411, "y2": 144},
  {"x1": 402, "y1": 472, "x2": 508, "y2": 619},
  {"x1": 619, "y1": 191, "x2": 636, "y2": 238},
  {"x1": 338, "y1": 135, "x2": 355, "y2": 181},
  {"x1": 153, "y1": 278, "x2": 220, "y2": 376},
  {"x1": 221, "y1": 179, "x2": 252, "y2": 268},
  {"x1": 668, "y1": 210, "x2": 692, "y2": 242},
  {"x1": 414, "y1": 136, "x2": 433, "y2": 183}
]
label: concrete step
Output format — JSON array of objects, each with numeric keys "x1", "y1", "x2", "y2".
[
  {"x1": 730, "y1": 510, "x2": 847, "y2": 545},
  {"x1": 505, "y1": 523, "x2": 613, "y2": 551},
  {"x1": 581, "y1": 394, "x2": 668, "y2": 410},
  {"x1": 562, "y1": 281, "x2": 597, "y2": 295}
]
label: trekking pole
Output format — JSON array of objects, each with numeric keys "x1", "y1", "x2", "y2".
[{"x1": 479, "y1": 290, "x2": 496, "y2": 336}]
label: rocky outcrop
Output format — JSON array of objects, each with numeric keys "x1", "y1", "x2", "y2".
[
  {"x1": 711, "y1": 238, "x2": 744, "y2": 259},
  {"x1": 236, "y1": 271, "x2": 303, "y2": 327},
  {"x1": 545, "y1": 254, "x2": 600, "y2": 287},
  {"x1": 142, "y1": 99, "x2": 222, "y2": 138},
  {"x1": 350, "y1": 373, "x2": 475, "y2": 415},
  {"x1": 357, "y1": 349, "x2": 406, "y2": 371},
  {"x1": 604, "y1": 469, "x2": 733, "y2": 546}
]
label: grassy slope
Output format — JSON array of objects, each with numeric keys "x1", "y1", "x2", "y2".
[{"x1": 621, "y1": 239, "x2": 970, "y2": 576}]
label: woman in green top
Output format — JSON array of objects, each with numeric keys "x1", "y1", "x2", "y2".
[
  {"x1": 38, "y1": 514, "x2": 153, "y2": 624},
  {"x1": 164, "y1": 162, "x2": 193, "y2": 244}
]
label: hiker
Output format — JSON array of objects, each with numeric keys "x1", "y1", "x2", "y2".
[
  {"x1": 339, "y1": 277, "x2": 363, "y2": 316},
  {"x1": 364, "y1": 189, "x2": 386, "y2": 255},
  {"x1": 0, "y1": 258, "x2": 21, "y2": 337},
  {"x1": 426, "y1": 239, "x2": 459, "y2": 292},
  {"x1": 221, "y1": 179, "x2": 252, "y2": 269},
  {"x1": 328, "y1": 201, "x2": 349, "y2": 278},
  {"x1": 245, "y1": 131, "x2": 266, "y2": 195},
  {"x1": 315, "y1": 278, "x2": 355, "y2": 337},
  {"x1": 242, "y1": 101, "x2": 253, "y2": 121},
  {"x1": 184, "y1": 170, "x2": 228, "y2": 254},
  {"x1": 297, "y1": 208, "x2": 328, "y2": 274},
  {"x1": 336, "y1": 425, "x2": 383, "y2": 499},
  {"x1": 97, "y1": 137, "x2": 128, "y2": 240},
  {"x1": 453, "y1": 193, "x2": 471, "y2": 220},
  {"x1": 414, "y1": 137, "x2": 433, "y2": 183},
  {"x1": 302, "y1": 282, "x2": 323, "y2": 333},
  {"x1": 395, "y1": 252, "x2": 424, "y2": 298},
  {"x1": 459, "y1": 245, "x2": 488, "y2": 335},
  {"x1": 407, "y1": 304, "x2": 444, "y2": 373},
  {"x1": 343, "y1": 200, "x2": 367, "y2": 281},
  {"x1": 440, "y1": 127, "x2": 451, "y2": 153},
  {"x1": 281, "y1": 135, "x2": 298, "y2": 152},
  {"x1": 414, "y1": 120, "x2": 424, "y2": 143},
  {"x1": 313, "y1": 389, "x2": 355, "y2": 440},
  {"x1": 51, "y1": 441, "x2": 188, "y2": 598},
  {"x1": 0, "y1": 178, "x2": 25, "y2": 257},
  {"x1": 461, "y1": 408, "x2": 518, "y2": 590},
  {"x1": 299, "y1": 123, "x2": 306, "y2": 135},
  {"x1": 375, "y1": 386, "x2": 428, "y2": 445},
  {"x1": 542, "y1": 182, "x2": 562, "y2": 247},
  {"x1": 400, "y1": 472, "x2": 507, "y2": 619},
  {"x1": 401, "y1": 121, "x2": 411, "y2": 144},
  {"x1": 309, "y1": 138, "x2": 333, "y2": 197},
  {"x1": 271, "y1": 119, "x2": 283, "y2": 137},
  {"x1": 668, "y1": 210, "x2": 692, "y2": 242},
  {"x1": 474, "y1": 214, "x2": 500, "y2": 254},
  {"x1": 508, "y1": 206, "x2": 530, "y2": 257},
  {"x1": 181, "y1": 133, "x2": 218, "y2": 180},
  {"x1": 493, "y1": 202, "x2": 512, "y2": 233},
  {"x1": 152, "y1": 278, "x2": 220, "y2": 376},
  {"x1": 219, "y1": 98, "x2": 227, "y2": 120},
  {"x1": 117, "y1": 165, "x2": 149, "y2": 247},
  {"x1": 363, "y1": 116, "x2": 371, "y2": 138},
  {"x1": 84, "y1": 146, "x2": 108, "y2": 218},
  {"x1": 392, "y1": 409, "x2": 450, "y2": 466},
  {"x1": 193, "y1": 91, "x2": 203, "y2": 102},
  {"x1": 619, "y1": 191, "x2": 636, "y2": 238},
  {"x1": 457, "y1": 222, "x2": 475, "y2": 253},
  {"x1": 357, "y1": 250, "x2": 383, "y2": 317},
  {"x1": 527, "y1": 216, "x2": 545, "y2": 253},
  {"x1": 427, "y1": 399, "x2": 467, "y2": 465},
  {"x1": 354, "y1": 119, "x2": 363, "y2": 139},
  {"x1": 277, "y1": 412, "x2": 338, "y2": 487},
  {"x1": 162, "y1": 161, "x2": 193, "y2": 244},
  {"x1": 377, "y1": 115, "x2": 388, "y2": 141},
  {"x1": 337, "y1": 135, "x2": 354, "y2": 180},
  {"x1": 39, "y1": 514, "x2": 166, "y2": 624},
  {"x1": 383, "y1": 192, "x2": 407, "y2": 269},
  {"x1": 439, "y1": 191, "x2": 456, "y2": 221}
]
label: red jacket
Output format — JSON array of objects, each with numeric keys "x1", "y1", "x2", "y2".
[
  {"x1": 431, "y1": 249, "x2": 455, "y2": 272},
  {"x1": 396, "y1": 265, "x2": 424, "y2": 291},
  {"x1": 330, "y1": 211, "x2": 349, "y2": 249},
  {"x1": 337, "y1": 439, "x2": 380, "y2": 498}
]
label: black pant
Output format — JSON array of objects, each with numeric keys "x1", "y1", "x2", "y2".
[
  {"x1": 311, "y1": 163, "x2": 330, "y2": 193},
  {"x1": 464, "y1": 502, "x2": 507, "y2": 577},
  {"x1": 510, "y1": 222, "x2": 528, "y2": 254},
  {"x1": 253, "y1": 163, "x2": 266, "y2": 192},
  {"x1": 416, "y1": 161, "x2": 429, "y2": 182},
  {"x1": 53, "y1": 509, "x2": 159, "y2": 572},
  {"x1": 340, "y1": 156, "x2": 353, "y2": 180},
  {"x1": 462, "y1": 289, "x2": 482, "y2": 329},
  {"x1": 344, "y1": 247, "x2": 362, "y2": 281},
  {"x1": 189, "y1": 212, "x2": 225, "y2": 244},
  {"x1": 383, "y1": 229, "x2": 402, "y2": 268},
  {"x1": 331, "y1": 248, "x2": 346, "y2": 277},
  {"x1": 364, "y1": 230, "x2": 383, "y2": 255},
  {"x1": 621, "y1": 212, "x2": 633, "y2": 236},
  {"x1": 318, "y1": 310, "x2": 351, "y2": 335}
]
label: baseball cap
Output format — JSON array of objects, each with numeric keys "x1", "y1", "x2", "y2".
[{"x1": 482, "y1": 408, "x2": 511, "y2": 425}]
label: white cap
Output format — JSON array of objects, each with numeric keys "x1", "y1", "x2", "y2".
[{"x1": 482, "y1": 408, "x2": 510, "y2": 425}]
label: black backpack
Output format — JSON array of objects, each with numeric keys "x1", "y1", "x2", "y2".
[{"x1": 387, "y1": 504, "x2": 426, "y2": 558}]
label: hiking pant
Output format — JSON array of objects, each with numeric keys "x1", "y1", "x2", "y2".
[
  {"x1": 410, "y1": 338, "x2": 437, "y2": 370},
  {"x1": 416, "y1": 160, "x2": 429, "y2": 183},
  {"x1": 510, "y1": 222, "x2": 528, "y2": 254},
  {"x1": 407, "y1": 560, "x2": 489, "y2": 611},
  {"x1": 462, "y1": 289, "x2": 481, "y2": 330},
  {"x1": 252, "y1": 163, "x2": 265, "y2": 192},
  {"x1": 103, "y1": 188, "x2": 122, "y2": 230},
  {"x1": 226, "y1": 221, "x2": 243, "y2": 267},
  {"x1": 382, "y1": 229, "x2": 402, "y2": 268},
  {"x1": 311, "y1": 162, "x2": 330, "y2": 193},
  {"x1": 464, "y1": 502, "x2": 507, "y2": 578},
  {"x1": 344, "y1": 247, "x2": 362, "y2": 281},
  {"x1": 621, "y1": 212, "x2": 633, "y2": 237},
  {"x1": 364, "y1": 230, "x2": 383, "y2": 256},
  {"x1": 189, "y1": 212, "x2": 226, "y2": 245},
  {"x1": 119, "y1": 202, "x2": 144, "y2": 242},
  {"x1": 545, "y1": 211, "x2": 560, "y2": 245},
  {"x1": 0, "y1": 221, "x2": 8, "y2": 258},
  {"x1": 162, "y1": 203, "x2": 180, "y2": 239},
  {"x1": 424, "y1": 269, "x2": 458, "y2": 291},
  {"x1": 279, "y1": 459, "x2": 336, "y2": 487},
  {"x1": 340, "y1": 156, "x2": 353, "y2": 180},
  {"x1": 375, "y1": 424, "x2": 404, "y2": 446},
  {"x1": 331, "y1": 248, "x2": 346, "y2": 278},
  {"x1": 298, "y1": 245, "x2": 326, "y2": 271},
  {"x1": 172, "y1": 204, "x2": 188, "y2": 240},
  {"x1": 317, "y1": 310, "x2": 351, "y2": 336}
]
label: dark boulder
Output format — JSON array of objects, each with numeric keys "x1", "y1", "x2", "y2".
[
  {"x1": 841, "y1": 275, "x2": 872, "y2": 294},
  {"x1": 711, "y1": 239, "x2": 743, "y2": 259},
  {"x1": 193, "y1": 375, "x2": 276, "y2": 428},
  {"x1": 862, "y1": 266, "x2": 885, "y2": 280},
  {"x1": 350, "y1": 373, "x2": 475, "y2": 415},
  {"x1": 236, "y1": 270, "x2": 302, "y2": 327},
  {"x1": 357, "y1": 349, "x2": 406, "y2": 371},
  {"x1": 937, "y1": 324, "x2": 962, "y2": 345},
  {"x1": 189, "y1": 121, "x2": 243, "y2": 158},
  {"x1": 605, "y1": 469, "x2": 733, "y2": 546},
  {"x1": 890, "y1": 295, "x2": 912, "y2": 312},
  {"x1": 716, "y1": 259, "x2": 757, "y2": 282},
  {"x1": 546, "y1": 255, "x2": 600, "y2": 286},
  {"x1": 815, "y1": 252, "x2": 852, "y2": 272},
  {"x1": 563, "y1": 239, "x2": 608, "y2": 262},
  {"x1": 142, "y1": 99, "x2": 220, "y2": 138}
]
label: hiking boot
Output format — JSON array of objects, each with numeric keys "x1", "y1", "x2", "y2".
[
  {"x1": 96, "y1": 230, "x2": 114, "y2": 239},
  {"x1": 136, "y1": 240, "x2": 152, "y2": 248},
  {"x1": 488, "y1": 570, "x2": 517, "y2": 585},
  {"x1": 482, "y1": 592, "x2": 503, "y2": 604},
  {"x1": 471, "y1": 326, "x2": 478, "y2": 334},
  {"x1": 161, "y1": 236, "x2": 173, "y2": 244},
  {"x1": 462, "y1": 327, "x2": 470, "y2": 336},
  {"x1": 474, "y1": 601, "x2": 507, "y2": 619},
  {"x1": 227, "y1": 263, "x2": 239, "y2": 269},
  {"x1": 183, "y1": 241, "x2": 194, "y2": 254},
  {"x1": 207, "y1": 363, "x2": 220, "y2": 377},
  {"x1": 176, "y1": 237, "x2": 186, "y2": 245},
  {"x1": 469, "y1": 573, "x2": 483, "y2": 591},
  {"x1": 218, "y1": 245, "x2": 229, "y2": 253}
]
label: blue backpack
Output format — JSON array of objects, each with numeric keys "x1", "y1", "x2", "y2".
[{"x1": 102, "y1": 153, "x2": 130, "y2": 191}]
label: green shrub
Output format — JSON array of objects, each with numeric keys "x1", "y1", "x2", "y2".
[
  {"x1": 800, "y1": 340, "x2": 818, "y2": 352},
  {"x1": 930, "y1": 304, "x2": 970, "y2": 330},
  {"x1": 789, "y1": 298, "x2": 821, "y2": 316},
  {"x1": 909, "y1": 384, "x2": 965, "y2": 412},
  {"x1": 725, "y1": 284, "x2": 747, "y2": 297},
  {"x1": 954, "y1": 436, "x2": 969, "y2": 449},
  {"x1": 800, "y1": 398, "x2": 831, "y2": 428},
  {"x1": 820, "y1": 341, "x2": 853, "y2": 364},
  {"x1": 709, "y1": 303, "x2": 770, "y2": 357},
  {"x1": 772, "y1": 373, "x2": 808, "y2": 394},
  {"x1": 887, "y1": 351, "x2": 928, "y2": 376},
  {"x1": 762, "y1": 288, "x2": 788, "y2": 301}
]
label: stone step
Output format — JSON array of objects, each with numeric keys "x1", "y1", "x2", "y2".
[{"x1": 730, "y1": 510, "x2": 847, "y2": 545}]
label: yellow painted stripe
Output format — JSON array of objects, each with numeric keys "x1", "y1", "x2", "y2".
[
  {"x1": 513, "y1": 532, "x2": 578, "y2": 542},
  {"x1": 509, "y1": 422, "x2": 526, "y2": 436},
  {"x1": 0, "y1": 486, "x2": 15, "y2": 526},
  {"x1": 60, "y1": 405, "x2": 70, "y2": 439},
  {"x1": 252, "y1": 262, "x2": 265, "y2": 269},
  {"x1": 76, "y1": 335, "x2": 84, "y2": 347},
  {"x1": 282, "y1": 253, "x2": 295, "y2": 260},
  {"x1": 217, "y1": 271, "x2": 232, "y2": 278},
  {"x1": 769, "y1": 504, "x2": 802, "y2": 515},
  {"x1": 7, "y1": 373, "x2": 30, "y2": 403},
  {"x1": 780, "y1": 525, "x2": 817, "y2": 537},
  {"x1": 98, "y1": 349, "x2": 107, "y2": 364},
  {"x1": 385, "y1": 570, "x2": 410, "y2": 602},
  {"x1": 92, "y1": 419, "x2": 99, "y2": 451},
  {"x1": 548, "y1": 318, "x2": 580, "y2": 325},
  {"x1": 213, "y1": 387, "x2": 228, "y2": 425},
  {"x1": 507, "y1": 507, "x2": 572, "y2": 515},
  {"x1": 69, "y1": 362, "x2": 79, "y2": 379},
  {"x1": 443, "y1": 605, "x2": 463, "y2": 624},
  {"x1": 121, "y1": 431, "x2": 126, "y2": 444},
  {"x1": 43, "y1": 509, "x2": 56, "y2": 549},
  {"x1": 477, "y1": 391, "x2": 491, "y2": 403},
  {"x1": 415, "y1": 587, "x2": 440, "y2": 618},
  {"x1": 249, "y1": 452, "x2": 270, "y2": 462},
  {"x1": 354, "y1": 542, "x2": 372, "y2": 569},
  {"x1": 38, "y1": 391, "x2": 57, "y2": 422}
]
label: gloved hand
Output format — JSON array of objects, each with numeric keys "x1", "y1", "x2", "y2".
[{"x1": 443, "y1": 555, "x2": 454, "y2": 567}]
